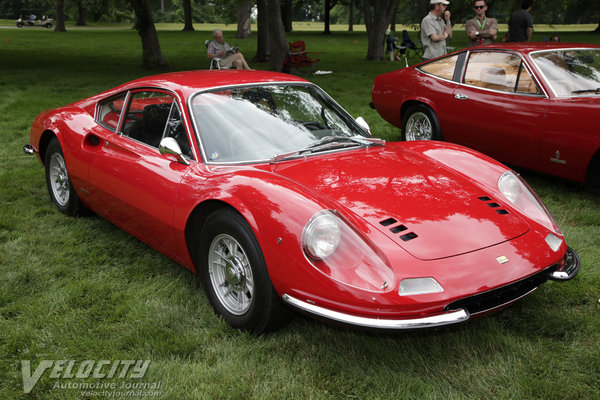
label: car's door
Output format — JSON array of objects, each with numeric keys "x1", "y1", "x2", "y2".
[
  {"x1": 88, "y1": 90, "x2": 196, "y2": 257},
  {"x1": 445, "y1": 51, "x2": 549, "y2": 169}
]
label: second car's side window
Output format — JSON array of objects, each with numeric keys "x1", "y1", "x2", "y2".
[{"x1": 464, "y1": 52, "x2": 521, "y2": 93}]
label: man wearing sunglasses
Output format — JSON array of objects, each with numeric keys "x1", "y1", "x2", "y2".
[{"x1": 465, "y1": 0, "x2": 498, "y2": 46}]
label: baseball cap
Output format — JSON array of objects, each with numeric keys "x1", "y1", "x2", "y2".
[{"x1": 430, "y1": 0, "x2": 450, "y2": 4}]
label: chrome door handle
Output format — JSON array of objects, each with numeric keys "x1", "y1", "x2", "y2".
[{"x1": 455, "y1": 93, "x2": 468, "y2": 100}]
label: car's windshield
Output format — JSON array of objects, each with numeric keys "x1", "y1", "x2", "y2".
[
  {"x1": 531, "y1": 49, "x2": 600, "y2": 97},
  {"x1": 190, "y1": 84, "x2": 369, "y2": 163}
]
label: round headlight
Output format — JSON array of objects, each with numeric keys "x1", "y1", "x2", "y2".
[
  {"x1": 498, "y1": 171, "x2": 560, "y2": 233},
  {"x1": 302, "y1": 211, "x2": 341, "y2": 260}
]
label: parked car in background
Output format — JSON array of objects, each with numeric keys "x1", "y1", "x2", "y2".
[
  {"x1": 372, "y1": 43, "x2": 600, "y2": 187},
  {"x1": 24, "y1": 70, "x2": 579, "y2": 334}
]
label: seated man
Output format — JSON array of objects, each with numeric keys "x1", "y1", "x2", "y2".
[{"x1": 206, "y1": 29, "x2": 251, "y2": 70}]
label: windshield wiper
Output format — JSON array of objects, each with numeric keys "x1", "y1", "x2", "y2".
[
  {"x1": 270, "y1": 135, "x2": 385, "y2": 164},
  {"x1": 571, "y1": 88, "x2": 600, "y2": 94},
  {"x1": 307, "y1": 135, "x2": 385, "y2": 149}
]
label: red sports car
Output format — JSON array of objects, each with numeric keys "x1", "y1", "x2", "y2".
[
  {"x1": 24, "y1": 70, "x2": 579, "y2": 333},
  {"x1": 372, "y1": 43, "x2": 600, "y2": 187}
]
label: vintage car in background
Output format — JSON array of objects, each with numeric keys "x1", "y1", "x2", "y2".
[
  {"x1": 24, "y1": 70, "x2": 579, "y2": 333},
  {"x1": 372, "y1": 43, "x2": 600, "y2": 187}
]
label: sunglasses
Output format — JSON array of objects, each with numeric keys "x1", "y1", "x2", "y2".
[{"x1": 474, "y1": 5, "x2": 485, "y2": 9}]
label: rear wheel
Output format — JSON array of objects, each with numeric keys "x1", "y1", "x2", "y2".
[
  {"x1": 199, "y1": 209, "x2": 291, "y2": 334},
  {"x1": 402, "y1": 104, "x2": 442, "y2": 141},
  {"x1": 44, "y1": 137, "x2": 85, "y2": 216}
]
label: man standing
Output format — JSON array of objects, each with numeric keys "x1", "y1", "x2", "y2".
[
  {"x1": 507, "y1": 0, "x2": 533, "y2": 42},
  {"x1": 420, "y1": 0, "x2": 452, "y2": 61},
  {"x1": 465, "y1": 0, "x2": 498, "y2": 46}
]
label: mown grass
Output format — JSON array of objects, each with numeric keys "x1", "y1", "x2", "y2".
[{"x1": 1, "y1": 25, "x2": 600, "y2": 399}]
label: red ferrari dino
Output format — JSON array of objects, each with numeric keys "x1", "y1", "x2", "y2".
[{"x1": 25, "y1": 70, "x2": 579, "y2": 333}]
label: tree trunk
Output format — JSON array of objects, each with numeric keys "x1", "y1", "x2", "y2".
[
  {"x1": 348, "y1": 0, "x2": 354, "y2": 32},
  {"x1": 254, "y1": 0, "x2": 270, "y2": 62},
  {"x1": 182, "y1": 0, "x2": 194, "y2": 31},
  {"x1": 130, "y1": 0, "x2": 169, "y2": 69},
  {"x1": 268, "y1": 0, "x2": 287, "y2": 72},
  {"x1": 282, "y1": 0, "x2": 293, "y2": 32},
  {"x1": 75, "y1": 1, "x2": 86, "y2": 26},
  {"x1": 236, "y1": 0, "x2": 252, "y2": 38},
  {"x1": 324, "y1": 0, "x2": 331, "y2": 34},
  {"x1": 364, "y1": 0, "x2": 400, "y2": 60},
  {"x1": 54, "y1": 0, "x2": 66, "y2": 32}
]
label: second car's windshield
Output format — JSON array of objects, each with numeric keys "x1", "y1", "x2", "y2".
[
  {"x1": 190, "y1": 84, "x2": 368, "y2": 163},
  {"x1": 531, "y1": 49, "x2": 600, "y2": 97}
]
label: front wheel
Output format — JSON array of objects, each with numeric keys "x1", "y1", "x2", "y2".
[
  {"x1": 199, "y1": 209, "x2": 291, "y2": 334},
  {"x1": 44, "y1": 137, "x2": 85, "y2": 216},
  {"x1": 401, "y1": 104, "x2": 442, "y2": 141}
]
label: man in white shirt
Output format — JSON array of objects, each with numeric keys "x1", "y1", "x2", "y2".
[{"x1": 420, "y1": 0, "x2": 452, "y2": 61}]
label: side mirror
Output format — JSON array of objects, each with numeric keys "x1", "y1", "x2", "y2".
[
  {"x1": 355, "y1": 116, "x2": 371, "y2": 135},
  {"x1": 159, "y1": 137, "x2": 189, "y2": 165}
]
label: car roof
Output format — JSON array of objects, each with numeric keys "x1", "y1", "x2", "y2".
[
  {"x1": 458, "y1": 42, "x2": 600, "y2": 54},
  {"x1": 118, "y1": 70, "x2": 310, "y2": 98}
]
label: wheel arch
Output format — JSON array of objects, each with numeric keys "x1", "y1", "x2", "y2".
[
  {"x1": 184, "y1": 199, "x2": 247, "y2": 271},
  {"x1": 38, "y1": 129, "x2": 60, "y2": 166},
  {"x1": 586, "y1": 148, "x2": 600, "y2": 187}
]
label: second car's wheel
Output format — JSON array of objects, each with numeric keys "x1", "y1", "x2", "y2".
[
  {"x1": 44, "y1": 137, "x2": 85, "y2": 216},
  {"x1": 401, "y1": 104, "x2": 442, "y2": 141},
  {"x1": 199, "y1": 209, "x2": 291, "y2": 334}
]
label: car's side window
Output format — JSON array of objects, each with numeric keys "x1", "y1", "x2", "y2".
[
  {"x1": 418, "y1": 54, "x2": 459, "y2": 80},
  {"x1": 121, "y1": 91, "x2": 193, "y2": 159},
  {"x1": 464, "y1": 51, "x2": 540, "y2": 95},
  {"x1": 97, "y1": 94, "x2": 127, "y2": 131}
]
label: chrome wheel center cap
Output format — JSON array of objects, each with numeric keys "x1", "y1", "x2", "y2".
[{"x1": 225, "y1": 258, "x2": 246, "y2": 290}]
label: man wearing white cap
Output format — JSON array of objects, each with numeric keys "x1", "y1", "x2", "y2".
[{"x1": 420, "y1": 0, "x2": 452, "y2": 60}]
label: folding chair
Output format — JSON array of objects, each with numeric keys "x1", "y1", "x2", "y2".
[
  {"x1": 284, "y1": 41, "x2": 323, "y2": 77},
  {"x1": 204, "y1": 39, "x2": 228, "y2": 70},
  {"x1": 401, "y1": 30, "x2": 423, "y2": 61}
]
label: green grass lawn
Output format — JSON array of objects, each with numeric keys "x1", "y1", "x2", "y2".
[{"x1": 1, "y1": 25, "x2": 600, "y2": 399}]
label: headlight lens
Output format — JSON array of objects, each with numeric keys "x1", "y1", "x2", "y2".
[
  {"x1": 302, "y1": 210, "x2": 395, "y2": 292},
  {"x1": 497, "y1": 171, "x2": 561, "y2": 233},
  {"x1": 302, "y1": 211, "x2": 342, "y2": 259}
]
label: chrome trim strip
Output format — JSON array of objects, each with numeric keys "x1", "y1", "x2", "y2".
[
  {"x1": 23, "y1": 144, "x2": 36, "y2": 155},
  {"x1": 282, "y1": 294, "x2": 469, "y2": 330}
]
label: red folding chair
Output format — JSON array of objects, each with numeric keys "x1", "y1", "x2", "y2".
[{"x1": 284, "y1": 41, "x2": 323, "y2": 77}]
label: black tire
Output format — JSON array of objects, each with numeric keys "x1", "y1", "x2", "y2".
[
  {"x1": 199, "y1": 209, "x2": 291, "y2": 334},
  {"x1": 44, "y1": 137, "x2": 85, "y2": 216},
  {"x1": 401, "y1": 104, "x2": 442, "y2": 141}
]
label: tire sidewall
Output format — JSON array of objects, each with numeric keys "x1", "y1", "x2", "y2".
[
  {"x1": 44, "y1": 137, "x2": 81, "y2": 216},
  {"x1": 199, "y1": 209, "x2": 277, "y2": 333}
]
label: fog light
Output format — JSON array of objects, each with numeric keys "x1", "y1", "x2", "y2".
[
  {"x1": 399, "y1": 277, "x2": 444, "y2": 296},
  {"x1": 545, "y1": 233, "x2": 562, "y2": 252}
]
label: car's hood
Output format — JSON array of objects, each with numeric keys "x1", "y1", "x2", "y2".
[{"x1": 273, "y1": 145, "x2": 530, "y2": 260}]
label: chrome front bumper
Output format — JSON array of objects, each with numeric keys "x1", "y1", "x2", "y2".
[
  {"x1": 549, "y1": 247, "x2": 581, "y2": 281},
  {"x1": 23, "y1": 144, "x2": 36, "y2": 155},
  {"x1": 282, "y1": 294, "x2": 470, "y2": 330}
]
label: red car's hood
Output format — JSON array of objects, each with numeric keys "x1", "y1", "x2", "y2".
[{"x1": 273, "y1": 145, "x2": 530, "y2": 260}]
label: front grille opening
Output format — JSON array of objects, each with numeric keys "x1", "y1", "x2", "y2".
[
  {"x1": 380, "y1": 218, "x2": 397, "y2": 227},
  {"x1": 390, "y1": 225, "x2": 408, "y2": 233},
  {"x1": 444, "y1": 265, "x2": 557, "y2": 315},
  {"x1": 400, "y1": 232, "x2": 418, "y2": 242}
]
